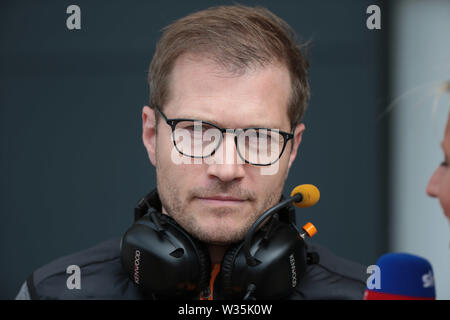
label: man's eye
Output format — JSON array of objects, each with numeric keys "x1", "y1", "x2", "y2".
[
  {"x1": 440, "y1": 161, "x2": 448, "y2": 167},
  {"x1": 184, "y1": 125, "x2": 214, "y2": 132}
]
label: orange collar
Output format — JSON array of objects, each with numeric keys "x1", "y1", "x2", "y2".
[{"x1": 199, "y1": 263, "x2": 221, "y2": 300}]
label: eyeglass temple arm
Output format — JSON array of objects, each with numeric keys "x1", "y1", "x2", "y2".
[{"x1": 154, "y1": 105, "x2": 169, "y2": 122}]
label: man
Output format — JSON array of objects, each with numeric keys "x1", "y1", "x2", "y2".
[{"x1": 16, "y1": 5, "x2": 367, "y2": 300}]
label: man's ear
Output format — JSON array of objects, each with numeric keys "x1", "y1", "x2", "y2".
[
  {"x1": 142, "y1": 106, "x2": 157, "y2": 167},
  {"x1": 287, "y1": 123, "x2": 306, "y2": 170}
]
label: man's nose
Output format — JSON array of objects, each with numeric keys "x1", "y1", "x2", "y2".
[{"x1": 206, "y1": 133, "x2": 245, "y2": 182}]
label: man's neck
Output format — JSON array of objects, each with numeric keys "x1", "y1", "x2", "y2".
[{"x1": 207, "y1": 244, "x2": 229, "y2": 265}]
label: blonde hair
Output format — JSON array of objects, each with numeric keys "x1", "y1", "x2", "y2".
[{"x1": 431, "y1": 80, "x2": 450, "y2": 115}]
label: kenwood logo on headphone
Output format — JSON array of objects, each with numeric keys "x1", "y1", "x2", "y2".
[
  {"x1": 289, "y1": 254, "x2": 297, "y2": 288},
  {"x1": 134, "y1": 250, "x2": 141, "y2": 284}
]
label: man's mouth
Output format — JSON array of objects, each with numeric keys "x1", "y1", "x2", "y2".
[{"x1": 195, "y1": 195, "x2": 247, "y2": 205}]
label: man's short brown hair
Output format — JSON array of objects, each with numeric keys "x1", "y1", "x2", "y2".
[{"x1": 148, "y1": 4, "x2": 310, "y2": 129}]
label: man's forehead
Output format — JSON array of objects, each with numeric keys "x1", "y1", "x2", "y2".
[
  {"x1": 169, "y1": 53, "x2": 290, "y2": 89},
  {"x1": 171, "y1": 108, "x2": 287, "y2": 129},
  {"x1": 165, "y1": 91, "x2": 290, "y2": 129},
  {"x1": 165, "y1": 53, "x2": 292, "y2": 129},
  {"x1": 171, "y1": 51, "x2": 281, "y2": 76}
]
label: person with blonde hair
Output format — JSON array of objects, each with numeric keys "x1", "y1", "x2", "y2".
[{"x1": 426, "y1": 81, "x2": 450, "y2": 222}]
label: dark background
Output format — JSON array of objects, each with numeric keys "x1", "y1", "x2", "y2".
[{"x1": 0, "y1": 0, "x2": 388, "y2": 299}]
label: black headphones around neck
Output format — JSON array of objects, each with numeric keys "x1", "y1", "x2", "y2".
[{"x1": 120, "y1": 189, "x2": 319, "y2": 300}]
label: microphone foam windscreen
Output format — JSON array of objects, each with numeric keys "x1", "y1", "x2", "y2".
[{"x1": 290, "y1": 184, "x2": 320, "y2": 208}]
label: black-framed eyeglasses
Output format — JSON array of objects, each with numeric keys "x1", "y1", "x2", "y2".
[{"x1": 154, "y1": 106, "x2": 294, "y2": 166}]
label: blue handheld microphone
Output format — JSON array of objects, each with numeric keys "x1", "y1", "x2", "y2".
[{"x1": 364, "y1": 253, "x2": 436, "y2": 300}]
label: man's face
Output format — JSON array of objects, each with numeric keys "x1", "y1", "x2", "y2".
[
  {"x1": 427, "y1": 113, "x2": 450, "y2": 222},
  {"x1": 142, "y1": 53, "x2": 305, "y2": 245}
]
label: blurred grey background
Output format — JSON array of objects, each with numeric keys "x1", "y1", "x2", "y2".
[{"x1": 1, "y1": 0, "x2": 389, "y2": 299}]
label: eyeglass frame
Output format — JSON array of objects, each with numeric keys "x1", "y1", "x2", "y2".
[{"x1": 154, "y1": 105, "x2": 294, "y2": 166}]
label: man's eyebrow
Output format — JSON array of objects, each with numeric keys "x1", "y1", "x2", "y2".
[{"x1": 173, "y1": 114, "x2": 283, "y2": 129}]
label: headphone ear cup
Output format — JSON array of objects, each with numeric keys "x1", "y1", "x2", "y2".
[
  {"x1": 120, "y1": 211, "x2": 211, "y2": 298},
  {"x1": 189, "y1": 236, "x2": 211, "y2": 293},
  {"x1": 153, "y1": 212, "x2": 212, "y2": 292},
  {"x1": 155, "y1": 211, "x2": 175, "y2": 224},
  {"x1": 218, "y1": 221, "x2": 308, "y2": 299},
  {"x1": 219, "y1": 243, "x2": 243, "y2": 297}
]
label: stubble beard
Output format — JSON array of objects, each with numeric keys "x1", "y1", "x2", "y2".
[{"x1": 156, "y1": 165, "x2": 283, "y2": 245}]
